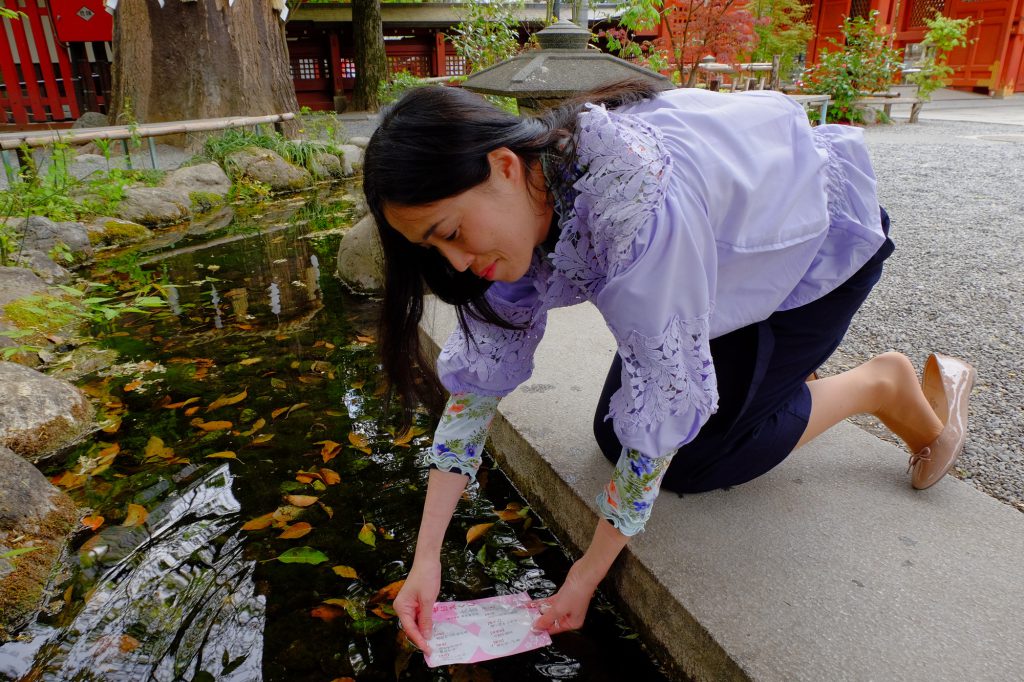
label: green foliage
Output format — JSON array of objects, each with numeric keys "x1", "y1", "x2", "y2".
[
  {"x1": 296, "y1": 107, "x2": 349, "y2": 146},
  {"x1": 905, "y1": 13, "x2": 974, "y2": 101},
  {"x1": 0, "y1": 219, "x2": 20, "y2": 266},
  {"x1": 801, "y1": 11, "x2": 902, "y2": 123},
  {"x1": 48, "y1": 241, "x2": 74, "y2": 264},
  {"x1": 449, "y1": 0, "x2": 523, "y2": 73},
  {"x1": 227, "y1": 176, "x2": 272, "y2": 203},
  {"x1": 377, "y1": 71, "x2": 435, "y2": 106},
  {"x1": 3, "y1": 283, "x2": 166, "y2": 337},
  {"x1": 749, "y1": 0, "x2": 815, "y2": 80},
  {"x1": 198, "y1": 128, "x2": 341, "y2": 178}
]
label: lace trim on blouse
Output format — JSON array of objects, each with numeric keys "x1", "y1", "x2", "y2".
[
  {"x1": 607, "y1": 313, "x2": 719, "y2": 438},
  {"x1": 548, "y1": 104, "x2": 673, "y2": 300}
]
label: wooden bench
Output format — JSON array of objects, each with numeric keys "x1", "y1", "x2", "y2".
[{"x1": 854, "y1": 90, "x2": 925, "y2": 123}]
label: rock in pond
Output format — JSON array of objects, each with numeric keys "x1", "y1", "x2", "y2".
[
  {"x1": 0, "y1": 266, "x2": 49, "y2": 310},
  {"x1": 335, "y1": 213, "x2": 383, "y2": 293},
  {"x1": 84, "y1": 216, "x2": 152, "y2": 246},
  {"x1": 9, "y1": 250, "x2": 73, "y2": 285},
  {"x1": 309, "y1": 152, "x2": 343, "y2": 179},
  {"x1": 164, "y1": 162, "x2": 231, "y2": 199},
  {"x1": 0, "y1": 444, "x2": 78, "y2": 640},
  {"x1": 0, "y1": 362, "x2": 93, "y2": 461},
  {"x1": 338, "y1": 144, "x2": 364, "y2": 176},
  {"x1": 116, "y1": 187, "x2": 191, "y2": 226},
  {"x1": 225, "y1": 147, "x2": 312, "y2": 192},
  {"x1": 13, "y1": 216, "x2": 92, "y2": 258},
  {"x1": 348, "y1": 136, "x2": 370, "y2": 149}
]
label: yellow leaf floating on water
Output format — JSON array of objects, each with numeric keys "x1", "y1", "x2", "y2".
[
  {"x1": 285, "y1": 495, "x2": 318, "y2": 508},
  {"x1": 122, "y1": 503, "x2": 148, "y2": 527},
  {"x1": 144, "y1": 436, "x2": 174, "y2": 462},
  {"x1": 358, "y1": 523, "x2": 376, "y2": 547},
  {"x1": 348, "y1": 432, "x2": 371, "y2": 454},
  {"x1": 356, "y1": 335, "x2": 375, "y2": 344},
  {"x1": 241, "y1": 512, "x2": 275, "y2": 531},
  {"x1": 251, "y1": 433, "x2": 275, "y2": 445},
  {"x1": 332, "y1": 565, "x2": 358, "y2": 579},
  {"x1": 278, "y1": 522, "x2": 313, "y2": 539},
  {"x1": 206, "y1": 389, "x2": 248, "y2": 412},
  {"x1": 371, "y1": 580, "x2": 405, "y2": 604},
  {"x1": 272, "y1": 505, "x2": 304, "y2": 526},
  {"x1": 466, "y1": 523, "x2": 493, "y2": 545},
  {"x1": 123, "y1": 379, "x2": 142, "y2": 392},
  {"x1": 319, "y1": 468, "x2": 341, "y2": 485},
  {"x1": 239, "y1": 418, "x2": 266, "y2": 437},
  {"x1": 271, "y1": 406, "x2": 288, "y2": 420},
  {"x1": 494, "y1": 502, "x2": 529, "y2": 522},
  {"x1": 239, "y1": 357, "x2": 262, "y2": 366},
  {"x1": 205, "y1": 451, "x2": 237, "y2": 460}
]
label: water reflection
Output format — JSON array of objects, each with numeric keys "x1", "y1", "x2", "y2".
[{"x1": 2, "y1": 466, "x2": 264, "y2": 681}]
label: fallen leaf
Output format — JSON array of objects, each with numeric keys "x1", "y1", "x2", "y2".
[
  {"x1": 298, "y1": 375, "x2": 323, "y2": 385},
  {"x1": 51, "y1": 471, "x2": 87, "y2": 489},
  {"x1": 241, "y1": 512, "x2": 275, "y2": 531},
  {"x1": 332, "y1": 565, "x2": 358, "y2": 579},
  {"x1": 101, "y1": 417, "x2": 122, "y2": 434},
  {"x1": 163, "y1": 396, "x2": 201, "y2": 409},
  {"x1": 319, "y1": 440, "x2": 341, "y2": 462},
  {"x1": 295, "y1": 471, "x2": 321, "y2": 484},
  {"x1": 239, "y1": 357, "x2": 262, "y2": 366},
  {"x1": 324, "y1": 409, "x2": 345, "y2": 417},
  {"x1": 285, "y1": 495, "x2": 318, "y2": 508},
  {"x1": 348, "y1": 431, "x2": 371, "y2": 454},
  {"x1": 494, "y1": 502, "x2": 529, "y2": 522},
  {"x1": 270, "y1": 406, "x2": 288, "y2": 420},
  {"x1": 356, "y1": 335, "x2": 375, "y2": 344},
  {"x1": 239, "y1": 417, "x2": 266, "y2": 437},
  {"x1": 311, "y1": 604, "x2": 346, "y2": 622},
  {"x1": 123, "y1": 379, "x2": 142, "y2": 392},
  {"x1": 272, "y1": 505, "x2": 304, "y2": 526},
  {"x1": 350, "y1": 379, "x2": 365, "y2": 390},
  {"x1": 195, "y1": 420, "x2": 233, "y2": 432},
  {"x1": 119, "y1": 635, "x2": 140, "y2": 653},
  {"x1": 144, "y1": 436, "x2": 174, "y2": 462},
  {"x1": 81, "y1": 515, "x2": 104, "y2": 531},
  {"x1": 206, "y1": 389, "x2": 247, "y2": 412},
  {"x1": 274, "y1": 546, "x2": 328, "y2": 564},
  {"x1": 184, "y1": 406, "x2": 200, "y2": 417},
  {"x1": 319, "y1": 468, "x2": 341, "y2": 485},
  {"x1": 318, "y1": 502, "x2": 334, "y2": 519},
  {"x1": 370, "y1": 580, "x2": 406, "y2": 604},
  {"x1": 371, "y1": 604, "x2": 396, "y2": 620},
  {"x1": 205, "y1": 451, "x2": 237, "y2": 460},
  {"x1": 358, "y1": 523, "x2": 376, "y2": 547},
  {"x1": 251, "y1": 433, "x2": 275, "y2": 444},
  {"x1": 278, "y1": 522, "x2": 313, "y2": 539},
  {"x1": 466, "y1": 523, "x2": 494, "y2": 544},
  {"x1": 122, "y1": 503, "x2": 148, "y2": 527}
]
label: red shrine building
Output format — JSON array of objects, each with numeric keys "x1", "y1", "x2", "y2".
[{"x1": 1, "y1": 0, "x2": 1022, "y2": 130}]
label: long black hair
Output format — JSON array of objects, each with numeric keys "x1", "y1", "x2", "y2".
[{"x1": 363, "y1": 79, "x2": 659, "y2": 426}]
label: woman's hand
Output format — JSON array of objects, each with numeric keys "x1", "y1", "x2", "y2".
[
  {"x1": 393, "y1": 558, "x2": 442, "y2": 655},
  {"x1": 530, "y1": 560, "x2": 601, "y2": 634}
]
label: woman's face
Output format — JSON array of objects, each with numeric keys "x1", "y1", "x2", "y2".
[{"x1": 383, "y1": 149, "x2": 552, "y2": 283}]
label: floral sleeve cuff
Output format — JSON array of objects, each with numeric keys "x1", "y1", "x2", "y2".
[
  {"x1": 423, "y1": 393, "x2": 501, "y2": 483},
  {"x1": 596, "y1": 447, "x2": 675, "y2": 536}
]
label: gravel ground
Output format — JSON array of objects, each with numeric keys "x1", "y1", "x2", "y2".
[{"x1": 827, "y1": 119, "x2": 1024, "y2": 513}]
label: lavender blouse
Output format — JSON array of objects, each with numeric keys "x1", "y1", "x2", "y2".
[{"x1": 424, "y1": 88, "x2": 885, "y2": 535}]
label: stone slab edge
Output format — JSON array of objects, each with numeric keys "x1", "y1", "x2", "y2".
[{"x1": 420, "y1": 296, "x2": 1024, "y2": 682}]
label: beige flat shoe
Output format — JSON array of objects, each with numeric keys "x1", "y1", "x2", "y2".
[{"x1": 908, "y1": 353, "x2": 977, "y2": 490}]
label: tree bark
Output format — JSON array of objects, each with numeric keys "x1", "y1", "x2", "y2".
[
  {"x1": 351, "y1": 0, "x2": 387, "y2": 112},
  {"x1": 109, "y1": 0, "x2": 299, "y2": 141}
]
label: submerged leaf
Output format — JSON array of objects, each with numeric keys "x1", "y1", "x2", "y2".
[
  {"x1": 466, "y1": 523, "x2": 494, "y2": 545},
  {"x1": 275, "y1": 546, "x2": 328, "y2": 564},
  {"x1": 81, "y1": 515, "x2": 104, "y2": 531},
  {"x1": 206, "y1": 451, "x2": 237, "y2": 460},
  {"x1": 358, "y1": 523, "x2": 376, "y2": 547},
  {"x1": 122, "y1": 503, "x2": 148, "y2": 527},
  {"x1": 206, "y1": 389, "x2": 248, "y2": 412},
  {"x1": 319, "y1": 468, "x2": 341, "y2": 485},
  {"x1": 285, "y1": 494, "x2": 318, "y2": 508},
  {"x1": 310, "y1": 604, "x2": 346, "y2": 621},
  {"x1": 163, "y1": 396, "x2": 201, "y2": 409},
  {"x1": 318, "y1": 440, "x2": 341, "y2": 462},
  {"x1": 332, "y1": 565, "x2": 358, "y2": 579},
  {"x1": 278, "y1": 522, "x2": 313, "y2": 539},
  {"x1": 370, "y1": 580, "x2": 406, "y2": 604},
  {"x1": 241, "y1": 512, "x2": 275, "y2": 531},
  {"x1": 348, "y1": 431, "x2": 371, "y2": 454},
  {"x1": 239, "y1": 357, "x2": 263, "y2": 366}
]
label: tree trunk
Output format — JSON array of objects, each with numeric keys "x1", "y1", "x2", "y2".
[
  {"x1": 109, "y1": 0, "x2": 299, "y2": 142},
  {"x1": 351, "y1": 0, "x2": 387, "y2": 112}
]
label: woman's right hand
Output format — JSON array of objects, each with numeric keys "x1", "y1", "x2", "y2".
[{"x1": 394, "y1": 557, "x2": 442, "y2": 655}]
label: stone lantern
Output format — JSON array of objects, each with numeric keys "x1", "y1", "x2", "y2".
[{"x1": 462, "y1": 19, "x2": 673, "y2": 115}]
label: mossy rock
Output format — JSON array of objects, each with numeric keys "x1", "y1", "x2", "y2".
[
  {"x1": 189, "y1": 191, "x2": 225, "y2": 214},
  {"x1": 103, "y1": 219, "x2": 151, "y2": 246}
]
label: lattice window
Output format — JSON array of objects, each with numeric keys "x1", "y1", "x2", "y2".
[
  {"x1": 339, "y1": 58, "x2": 357, "y2": 79},
  {"x1": 907, "y1": 0, "x2": 946, "y2": 29},
  {"x1": 388, "y1": 55, "x2": 431, "y2": 77},
  {"x1": 850, "y1": 0, "x2": 871, "y2": 19},
  {"x1": 445, "y1": 54, "x2": 467, "y2": 76},
  {"x1": 294, "y1": 57, "x2": 325, "y2": 80}
]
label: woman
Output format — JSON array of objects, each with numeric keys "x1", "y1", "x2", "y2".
[{"x1": 361, "y1": 80, "x2": 975, "y2": 655}]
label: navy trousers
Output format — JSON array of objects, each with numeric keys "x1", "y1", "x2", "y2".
[{"x1": 594, "y1": 209, "x2": 895, "y2": 494}]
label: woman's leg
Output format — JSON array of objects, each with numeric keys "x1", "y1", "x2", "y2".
[{"x1": 797, "y1": 352, "x2": 943, "y2": 451}]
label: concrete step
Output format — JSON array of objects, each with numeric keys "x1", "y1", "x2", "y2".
[{"x1": 421, "y1": 298, "x2": 1024, "y2": 681}]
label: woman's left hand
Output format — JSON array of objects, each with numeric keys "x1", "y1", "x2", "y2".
[{"x1": 530, "y1": 560, "x2": 601, "y2": 634}]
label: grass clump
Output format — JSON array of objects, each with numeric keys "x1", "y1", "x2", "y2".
[{"x1": 197, "y1": 128, "x2": 343, "y2": 178}]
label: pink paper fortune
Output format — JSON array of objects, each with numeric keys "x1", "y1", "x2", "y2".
[{"x1": 423, "y1": 592, "x2": 552, "y2": 667}]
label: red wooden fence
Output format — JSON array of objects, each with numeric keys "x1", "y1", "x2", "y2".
[{"x1": 0, "y1": 0, "x2": 86, "y2": 127}]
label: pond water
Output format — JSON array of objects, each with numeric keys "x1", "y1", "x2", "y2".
[{"x1": 0, "y1": 184, "x2": 671, "y2": 681}]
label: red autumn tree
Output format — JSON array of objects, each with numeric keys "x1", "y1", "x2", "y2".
[{"x1": 659, "y1": 0, "x2": 756, "y2": 87}]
